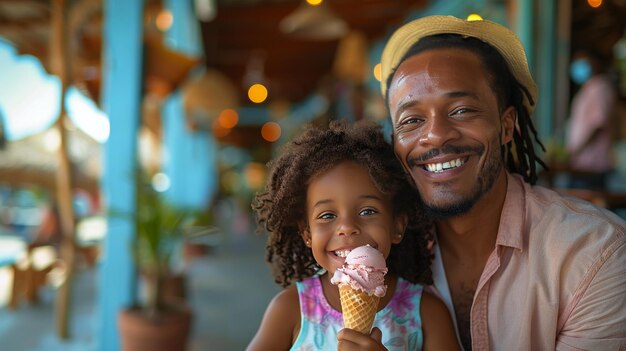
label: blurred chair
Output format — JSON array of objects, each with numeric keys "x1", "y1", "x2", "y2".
[
  {"x1": 8, "y1": 243, "x2": 60, "y2": 309},
  {"x1": 555, "y1": 187, "x2": 626, "y2": 210},
  {"x1": 555, "y1": 188, "x2": 608, "y2": 208}
]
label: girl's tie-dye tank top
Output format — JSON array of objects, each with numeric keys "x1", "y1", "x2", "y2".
[{"x1": 290, "y1": 276, "x2": 424, "y2": 351}]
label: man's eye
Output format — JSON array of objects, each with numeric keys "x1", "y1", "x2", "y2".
[
  {"x1": 451, "y1": 108, "x2": 474, "y2": 116},
  {"x1": 395, "y1": 117, "x2": 422, "y2": 132},
  {"x1": 402, "y1": 117, "x2": 420, "y2": 125}
]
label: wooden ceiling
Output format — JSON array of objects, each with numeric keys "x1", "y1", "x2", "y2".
[
  {"x1": 0, "y1": 0, "x2": 624, "y2": 107},
  {"x1": 201, "y1": 0, "x2": 425, "y2": 103},
  {"x1": 571, "y1": 0, "x2": 626, "y2": 59},
  {"x1": 0, "y1": 0, "x2": 424, "y2": 106}
]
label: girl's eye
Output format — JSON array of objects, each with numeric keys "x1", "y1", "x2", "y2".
[
  {"x1": 359, "y1": 208, "x2": 377, "y2": 216},
  {"x1": 319, "y1": 213, "x2": 335, "y2": 220}
]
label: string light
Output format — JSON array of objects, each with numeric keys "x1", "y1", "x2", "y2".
[
  {"x1": 217, "y1": 109, "x2": 239, "y2": 129},
  {"x1": 261, "y1": 122, "x2": 281, "y2": 142},
  {"x1": 212, "y1": 119, "x2": 231, "y2": 138},
  {"x1": 373, "y1": 63, "x2": 382, "y2": 82},
  {"x1": 244, "y1": 162, "x2": 266, "y2": 190},
  {"x1": 156, "y1": 9, "x2": 173, "y2": 31},
  {"x1": 152, "y1": 173, "x2": 171, "y2": 192},
  {"x1": 248, "y1": 83, "x2": 268, "y2": 103},
  {"x1": 587, "y1": 0, "x2": 602, "y2": 8},
  {"x1": 466, "y1": 14, "x2": 483, "y2": 21}
]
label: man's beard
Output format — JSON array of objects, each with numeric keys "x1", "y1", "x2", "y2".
[{"x1": 419, "y1": 143, "x2": 503, "y2": 220}]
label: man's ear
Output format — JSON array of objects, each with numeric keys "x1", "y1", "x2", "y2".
[
  {"x1": 392, "y1": 214, "x2": 408, "y2": 244},
  {"x1": 298, "y1": 222, "x2": 311, "y2": 247},
  {"x1": 500, "y1": 106, "x2": 516, "y2": 145}
]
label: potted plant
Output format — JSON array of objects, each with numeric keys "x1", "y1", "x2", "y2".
[{"x1": 117, "y1": 172, "x2": 200, "y2": 351}]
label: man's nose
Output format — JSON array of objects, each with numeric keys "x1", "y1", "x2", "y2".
[{"x1": 418, "y1": 114, "x2": 461, "y2": 148}]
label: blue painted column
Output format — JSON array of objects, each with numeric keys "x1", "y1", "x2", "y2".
[
  {"x1": 554, "y1": 0, "x2": 572, "y2": 143},
  {"x1": 516, "y1": 0, "x2": 534, "y2": 71},
  {"x1": 98, "y1": 1, "x2": 144, "y2": 350},
  {"x1": 536, "y1": 0, "x2": 557, "y2": 142},
  {"x1": 162, "y1": 0, "x2": 216, "y2": 210}
]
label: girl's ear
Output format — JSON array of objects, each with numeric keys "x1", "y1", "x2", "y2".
[
  {"x1": 298, "y1": 222, "x2": 312, "y2": 247},
  {"x1": 392, "y1": 214, "x2": 408, "y2": 244}
]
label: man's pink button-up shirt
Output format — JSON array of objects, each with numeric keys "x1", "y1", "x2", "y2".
[{"x1": 430, "y1": 173, "x2": 626, "y2": 350}]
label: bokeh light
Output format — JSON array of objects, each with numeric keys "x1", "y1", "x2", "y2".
[
  {"x1": 261, "y1": 122, "x2": 281, "y2": 142},
  {"x1": 244, "y1": 162, "x2": 267, "y2": 190},
  {"x1": 222, "y1": 170, "x2": 242, "y2": 193},
  {"x1": 42, "y1": 128, "x2": 61, "y2": 152},
  {"x1": 306, "y1": 0, "x2": 323, "y2": 6},
  {"x1": 152, "y1": 172, "x2": 171, "y2": 192},
  {"x1": 373, "y1": 63, "x2": 382, "y2": 82},
  {"x1": 212, "y1": 119, "x2": 231, "y2": 138},
  {"x1": 466, "y1": 14, "x2": 483, "y2": 21},
  {"x1": 248, "y1": 83, "x2": 268, "y2": 103},
  {"x1": 587, "y1": 0, "x2": 602, "y2": 7},
  {"x1": 217, "y1": 109, "x2": 239, "y2": 129},
  {"x1": 156, "y1": 9, "x2": 173, "y2": 31}
]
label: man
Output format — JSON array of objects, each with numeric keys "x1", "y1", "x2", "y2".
[{"x1": 344, "y1": 15, "x2": 625, "y2": 350}]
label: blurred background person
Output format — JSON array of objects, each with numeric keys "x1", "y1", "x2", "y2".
[{"x1": 565, "y1": 47, "x2": 619, "y2": 190}]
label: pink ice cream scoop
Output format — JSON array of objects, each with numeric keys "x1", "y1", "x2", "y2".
[{"x1": 331, "y1": 244, "x2": 388, "y2": 297}]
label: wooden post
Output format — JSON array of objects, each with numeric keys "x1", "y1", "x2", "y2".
[{"x1": 50, "y1": 0, "x2": 77, "y2": 340}]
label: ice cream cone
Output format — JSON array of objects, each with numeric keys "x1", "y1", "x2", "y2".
[{"x1": 339, "y1": 285, "x2": 380, "y2": 334}]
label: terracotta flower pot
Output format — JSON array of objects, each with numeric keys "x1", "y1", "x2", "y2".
[
  {"x1": 118, "y1": 305, "x2": 192, "y2": 351},
  {"x1": 162, "y1": 273, "x2": 188, "y2": 304},
  {"x1": 183, "y1": 242, "x2": 212, "y2": 260}
]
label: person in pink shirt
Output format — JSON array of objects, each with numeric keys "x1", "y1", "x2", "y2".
[
  {"x1": 566, "y1": 48, "x2": 618, "y2": 190},
  {"x1": 378, "y1": 16, "x2": 626, "y2": 350}
]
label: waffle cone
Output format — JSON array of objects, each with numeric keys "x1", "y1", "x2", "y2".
[{"x1": 339, "y1": 285, "x2": 380, "y2": 334}]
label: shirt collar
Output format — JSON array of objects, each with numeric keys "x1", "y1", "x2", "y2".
[{"x1": 496, "y1": 173, "x2": 526, "y2": 251}]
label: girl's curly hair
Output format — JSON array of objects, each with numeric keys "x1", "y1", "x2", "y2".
[{"x1": 252, "y1": 120, "x2": 433, "y2": 288}]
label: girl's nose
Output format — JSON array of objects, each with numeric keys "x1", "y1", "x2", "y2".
[{"x1": 336, "y1": 216, "x2": 360, "y2": 237}]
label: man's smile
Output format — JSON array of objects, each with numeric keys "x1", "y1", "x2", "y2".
[{"x1": 423, "y1": 157, "x2": 468, "y2": 173}]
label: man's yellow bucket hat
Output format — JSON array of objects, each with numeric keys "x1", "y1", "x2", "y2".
[{"x1": 380, "y1": 15, "x2": 537, "y2": 114}]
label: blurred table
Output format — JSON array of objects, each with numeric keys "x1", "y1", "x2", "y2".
[
  {"x1": 0, "y1": 232, "x2": 58, "y2": 309},
  {"x1": 0, "y1": 233, "x2": 26, "y2": 267}
]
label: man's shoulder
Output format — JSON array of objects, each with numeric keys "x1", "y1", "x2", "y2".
[
  {"x1": 521, "y1": 182, "x2": 626, "y2": 257},
  {"x1": 525, "y1": 183, "x2": 625, "y2": 228},
  {"x1": 508, "y1": 181, "x2": 626, "y2": 306}
]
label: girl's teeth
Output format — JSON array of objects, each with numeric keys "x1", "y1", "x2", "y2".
[{"x1": 334, "y1": 250, "x2": 351, "y2": 258}]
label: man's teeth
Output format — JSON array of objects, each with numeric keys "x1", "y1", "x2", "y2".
[
  {"x1": 334, "y1": 249, "x2": 351, "y2": 258},
  {"x1": 425, "y1": 158, "x2": 465, "y2": 173}
]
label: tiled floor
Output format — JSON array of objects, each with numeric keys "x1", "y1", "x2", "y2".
[{"x1": 0, "y1": 232, "x2": 280, "y2": 351}]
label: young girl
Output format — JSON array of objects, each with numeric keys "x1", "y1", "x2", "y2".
[{"x1": 248, "y1": 121, "x2": 459, "y2": 351}]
